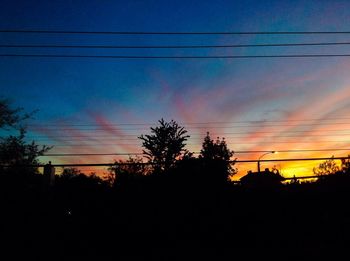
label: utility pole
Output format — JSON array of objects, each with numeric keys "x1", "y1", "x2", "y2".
[{"x1": 43, "y1": 161, "x2": 55, "y2": 187}]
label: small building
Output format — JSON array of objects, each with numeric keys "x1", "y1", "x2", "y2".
[{"x1": 240, "y1": 168, "x2": 285, "y2": 188}]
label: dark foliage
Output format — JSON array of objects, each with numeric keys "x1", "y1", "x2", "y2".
[
  {"x1": 0, "y1": 99, "x2": 50, "y2": 175},
  {"x1": 139, "y1": 118, "x2": 190, "y2": 173},
  {"x1": 341, "y1": 155, "x2": 350, "y2": 173},
  {"x1": 1, "y1": 109, "x2": 350, "y2": 258},
  {"x1": 108, "y1": 156, "x2": 148, "y2": 186},
  {"x1": 0, "y1": 129, "x2": 50, "y2": 173},
  {"x1": 0, "y1": 98, "x2": 25, "y2": 129},
  {"x1": 2, "y1": 166, "x2": 350, "y2": 259},
  {"x1": 199, "y1": 132, "x2": 237, "y2": 182},
  {"x1": 313, "y1": 156, "x2": 340, "y2": 176}
]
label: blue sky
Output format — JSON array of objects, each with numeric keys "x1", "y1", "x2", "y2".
[{"x1": 2, "y1": 0, "x2": 350, "y2": 177}]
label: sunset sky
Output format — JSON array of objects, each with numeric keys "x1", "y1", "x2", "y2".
[{"x1": 1, "y1": 0, "x2": 350, "y2": 178}]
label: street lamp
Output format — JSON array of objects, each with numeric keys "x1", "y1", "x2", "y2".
[{"x1": 257, "y1": 151, "x2": 276, "y2": 174}]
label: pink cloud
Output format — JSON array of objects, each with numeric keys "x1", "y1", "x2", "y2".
[{"x1": 34, "y1": 59, "x2": 350, "y2": 178}]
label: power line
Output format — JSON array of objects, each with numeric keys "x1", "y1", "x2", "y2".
[
  {"x1": 263, "y1": 148, "x2": 344, "y2": 153},
  {"x1": 26, "y1": 127, "x2": 350, "y2": 132},
  {"x1": 40, "y1": 141, "x2": 350, "y2": 147},
  {"x1": 240, "y1": 149, "x2": 350, "y2": 153},
  {"x1": 26, "y1": 122, "x2": 350, "y2": 131},
  {"x1": 25, "y1": 133, "x2": 350, "y2": 144},
  {"x1": 41, "y1": 153, "x2": 144, "y2": 156},
  {"x1": 2, "y1": 29, "x2": 350, "y2": 35},
  {"x1": 236, "y1": 156, "x2": 350, "y2": 163},
  {"x1": 2, "y1": 54, "x2": 350, "y2": 59},
  {"x1": 12, "y1": 156, "x2": 350, "y2": 168},
  {"x1": 26, "y1": 117, "x2": 350, "y2": 126},
  {"x1": 27, "y1": 133, "x2": 350, "y2": 142},
  {"x1": 2, "y1": 42, "x2": 350, "y2": 49},
  {"x1": 25, "y1": 120, "x2": 350, "y2": 128},
  {"x1": 40, "y1": 149, "x2": 350, "y2": 157},
  {"x1": 25, "y1": 130, "x2": 350, "y2": 139},
  {"x1": 283, "y1": 176, "x2": 319, "y2": 180}
]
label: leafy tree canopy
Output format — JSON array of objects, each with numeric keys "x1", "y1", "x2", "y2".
[
  {"x1": 108, "y1": 156, "x2": 147, "y2": 185},
  {"x1": 200, "y1": 132, "x2": 234, "y2": 161},
  {"x1": 0, "y1": 98, "x2": 32, "y2": 130},
  {"x1": 139, "y1": 119, "x2": 190, "y2": 173},
  {"x1": 313, "y1": 156, "x2": 340, "y2": 176},
  {"x1": 0, "y1": 99, "x2": 50, "y2": 174},
  {"x1": 200, "y1": 132, "x2": 237, "y2": 180},
  {"x1": 0, "y1": 129, "x2": 50, "y2": 167},
  {"x1": 341, "y1": 155, "x2": 350, "y2": 173}
]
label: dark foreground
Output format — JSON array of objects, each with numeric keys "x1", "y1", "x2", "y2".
[{"x1": 1, "y1": 173, "x2": 350, "y2": 259}]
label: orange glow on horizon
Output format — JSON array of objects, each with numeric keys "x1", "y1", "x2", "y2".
[{"x1": 37, "y1": 62, "x2": 350, "y2": 180}]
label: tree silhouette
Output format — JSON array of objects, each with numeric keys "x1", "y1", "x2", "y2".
[
  {"x1": 0, "y1": 99, "x2": 50, "y2": 175},
  {"x1": 0, "y1": 98, "x2": 33, "y2": 129},
  {"x1": 0, "y1": 129, "x2": 50, "y2": 174},
  {"x1": 0, "y1": 98, "x2": 21, "y2": 128},
  {"x1": 108, "y1": 156, "x2": 147, "y2": 185},
  {"x1": 341, "y1": 155, "x2": 350, "y2": 173},
  {"x1": 139, "y1": 119, "x2": 190, "y2": 173},
  {"x1": 200, "y1": 132, "x2": 237, "y2": 181},
  {"x1": 313, "y1": 156, "x2": 340, "y2": 176},
  {"x1": 62, "y1": 167, "x2": 81, "y2": 178},
  {"x1": 200, "y1": 132, "x2": 234, "y2": 161}
]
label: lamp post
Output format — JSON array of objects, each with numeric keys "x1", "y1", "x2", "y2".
[{"x1": 257, "y1": 151, "x2": 276, "y2": 174}]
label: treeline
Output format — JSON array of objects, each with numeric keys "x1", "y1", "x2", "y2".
[
  {"x1": 2, "y1": 156, "x2": 350, "y2": 258},
  {"x1": 2, "y1": 100, "x2": 350, "y2": 258}
]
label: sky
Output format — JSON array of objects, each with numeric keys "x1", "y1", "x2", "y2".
[{"x1": 1, "y1": 0, "x2": 350, "y2": 178}]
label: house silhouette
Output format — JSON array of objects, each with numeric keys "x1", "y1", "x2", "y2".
[{"x1": 240, "y1": 168, "x2": 285, "y2": 188}]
